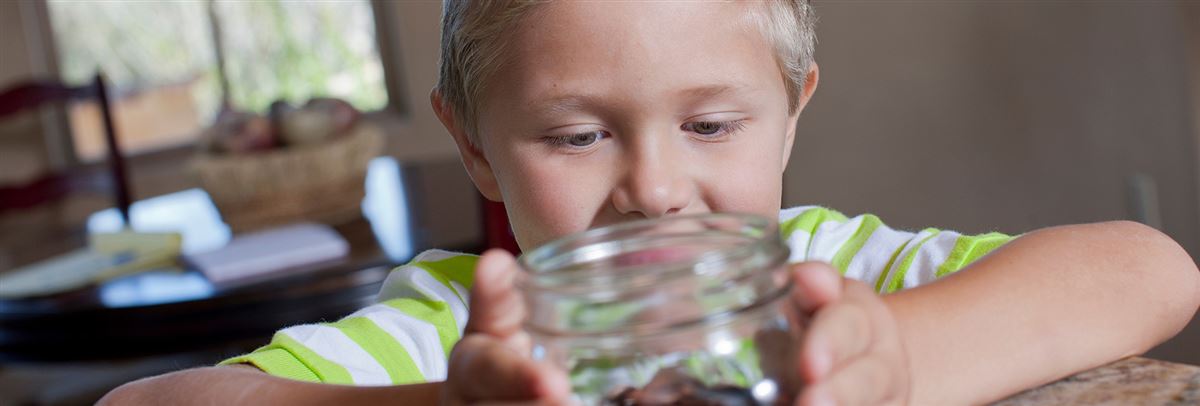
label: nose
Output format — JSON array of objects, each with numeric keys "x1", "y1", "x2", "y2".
[{"x1": 611, "y1": 137, "x2": 694, "y2": 218}]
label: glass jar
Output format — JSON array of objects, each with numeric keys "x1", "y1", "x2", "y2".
[{"x1": 518, "y1": 213, "x2": 797, "y2": 405}]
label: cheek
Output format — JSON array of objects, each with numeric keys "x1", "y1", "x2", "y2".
[
  {"x1": 698, "y1": 135, "x2": 786, "y2": 218},
  {"x1": 495, "y1": 154, "x2": 613, "y2": 249}
]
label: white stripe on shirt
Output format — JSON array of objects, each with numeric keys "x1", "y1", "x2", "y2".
[
  {"x1": 408, "y1": 270, "x2": 469, "y2": 330},
  {"x1": 377, "y1": 266, "x2": 469, "y2": 329},
  {"x1": 280, "y1": 324, "x2": 391, "y2": 386},
  {"x1": 449, "y1": 280, "x2": 470, "y2": 333},
  {"x1": 899, "y1": 231, "x2": 960, "y2": 289},
  {"x1": 352, "y1": 304, "x2": 448, "y2": 380},
  {"x1": 879, "y1": 229, "x2": 938, "y2": 293},
  {"x1": 807, "y1": 215, "x2": 865, "y2": 263},
  {"x1": 779, "y1": 206, "x2": 818, "y2": 262},
  {"x1": 842, "y1": 222, "x2": 918, "y2": 287}
]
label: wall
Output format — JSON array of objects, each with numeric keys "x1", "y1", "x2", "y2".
[
  {"x1": 375, "y1": 0, "x2": 462, "y2": 163},
  {"x1": 785, "y1": 2, "x2": 1200, "y2": 363},
  {"x1": 374, "y1": 1, "x2": 481, "y2": 249},
  {"x1": 0, "y1": 0, "x2": 49, "y2": 184}
]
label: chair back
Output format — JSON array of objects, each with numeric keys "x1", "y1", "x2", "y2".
[{"x1": 0, "y1": 74, "x2": 131, "y2": 225}]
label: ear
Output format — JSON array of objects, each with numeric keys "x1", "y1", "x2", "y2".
[
  {"x1": 781, "y1": 62, "x2": 819, "y2": 170},
  {"x1": 431, "y1": 89, "x2": 504, "y2": 202}
]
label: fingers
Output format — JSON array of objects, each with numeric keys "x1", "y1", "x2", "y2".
[
  {"x1": 798, "y1": 356, "x2": 903, "y2": 406},
  {"x1": 799, "y1": 297, "x2": 873, "y2": 382},
  {"x1": 451, "y1": 253, "x2": 569, "y2": 405},
  {"x1": 447, "y1": 335, "x2": 571, "y2": 403},
  {"x1": 794, "y1": 279, "x2": 909, "y2": 406},
  {"x1": 466, "y1": 249, "x2": 526, "y2": 341},
  {"x1": 789, "y1": 262, "x2": 843, "y2": 314}
]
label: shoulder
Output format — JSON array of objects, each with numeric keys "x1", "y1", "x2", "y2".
[
  {"x1": 778, "y1": 205, "x2": 850, "y2": 239},
  {"x1": 778, "y1": 205, "x2": 893, "y2": 265},
  {"x1": 377, "y1": 249, "x2": 478, "y2": 304}
]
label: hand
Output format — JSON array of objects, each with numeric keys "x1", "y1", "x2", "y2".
[
  {"x1": 789, "y1": 262, "x2": 911, "y2": 406},
  {"x1": 441, "y1": 249, "x2": 572, "y2": 406}
]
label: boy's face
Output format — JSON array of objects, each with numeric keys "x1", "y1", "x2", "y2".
[{"x1": 437, "y1": 1, "x2": 817, "y2": 250}]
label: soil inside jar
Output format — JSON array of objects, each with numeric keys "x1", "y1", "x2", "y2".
[
  {"x1": 601, "y1": 368, "x2": 759, "y2": 406},
  {"x1": 597, "y1": 324, "x2": 794, "y2": 406}
]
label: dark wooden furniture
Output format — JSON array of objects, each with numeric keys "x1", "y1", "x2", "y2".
[
  {"x1": 0, "y1": 74, "x2": 132, "y2": 225},
  {"x1": 0, "y1": 157, "x2": 482, "y2": 363}
]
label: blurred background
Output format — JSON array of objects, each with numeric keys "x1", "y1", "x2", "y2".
[{"x1": 0, "y1": 1, "x2": 1197, "y2": 404}]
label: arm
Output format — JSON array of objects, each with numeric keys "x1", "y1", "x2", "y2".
[
  {"x1": 888, "y1": 221, "x2": 1200, "y2": 404},
  {"x1": 101, "y1": 250, "x2": 567, "y2": 406},
  {"x1": 99, "y1": 365, "x2": 441, "y2": 405}
]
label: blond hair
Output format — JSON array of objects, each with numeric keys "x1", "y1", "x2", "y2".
[{"x1": 436, "y1": 0, "x2": 817, "y2": 144}]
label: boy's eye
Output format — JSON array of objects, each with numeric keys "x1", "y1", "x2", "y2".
[
  {"x1": 567, "y1": 132, "x2": 601, "y2": 147},
  {"x1": 689, "y1": 121, "x2": 723, "y2": 135},
  {"x1": 681, "y1": 119, "x2": 747, "y2": 139},
  {"x1": 545, "y1": 130, "x2": 607, "y2": 149}
]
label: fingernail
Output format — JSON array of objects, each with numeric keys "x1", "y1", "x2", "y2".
[{"x1": 479, "y1": 250, "x2": 511, "y2": 281}]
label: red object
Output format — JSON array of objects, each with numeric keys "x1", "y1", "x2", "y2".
[
  {"x1": 0, "y1": 74, "x2": 132, "y2": 226},
  {"x1": 483, "y1": 198, "x2": 520, "y2": 254}
]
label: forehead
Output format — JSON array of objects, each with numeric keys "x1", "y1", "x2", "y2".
[{"x1": 481, "y1": 1, "x2": 785, "y2": 116}]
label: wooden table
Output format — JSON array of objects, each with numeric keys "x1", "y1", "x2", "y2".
[
  {"x1": 0, "y1": 157, "x2": 483, "y2": 363},
  {"x1": 997, "y1": 357, "x2": 1200, "y2": 405}
]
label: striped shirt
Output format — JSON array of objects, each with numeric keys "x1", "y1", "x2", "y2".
[{"x1": 219, "y1": 206, "x2": 1013, "y2": 385}]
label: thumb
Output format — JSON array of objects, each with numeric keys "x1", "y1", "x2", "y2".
[
  {"x1": 465, "y1": 249, "x2": 528, "y2": 348},
  {"x1": 446, "y1": 335, "x2": 570, "y2": 403},
  {"x1": 789, "y1": 262, "x2": 843, "y2": 316}
]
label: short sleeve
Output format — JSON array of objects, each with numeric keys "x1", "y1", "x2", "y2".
[
  {"x1": 779, "y1": 206, "x2": 1015, "y2": 293},
  {"x1": 219, "y1": 250, "x2": 478, "y2": 385}
]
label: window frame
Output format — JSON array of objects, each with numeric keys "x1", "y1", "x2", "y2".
[{"x1": 20, "y1": 0, "x2": 420, "y2": 199}]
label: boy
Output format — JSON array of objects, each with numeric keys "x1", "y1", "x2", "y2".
[{"x1": 104, "y1": 1, "x2": 1200, "y2": 405}]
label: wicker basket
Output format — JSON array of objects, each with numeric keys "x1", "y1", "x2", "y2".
[{"x1": 190, "y1": 125, "x2": 384, "y2": 232}]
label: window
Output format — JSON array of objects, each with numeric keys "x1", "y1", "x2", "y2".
[{"x1": 46, "y1": 0, "x2": 388, "y2": 161}]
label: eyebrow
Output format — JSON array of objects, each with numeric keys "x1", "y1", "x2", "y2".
[
  {"x1": 530, "y1": 84, "x2": 753, "y2": 116},
  {"x1": 676, "y1": 84, "x2": 748, "y2": 100},
  {"x1": 533, "y1": 95, "x2": 598, "y2": 116}
]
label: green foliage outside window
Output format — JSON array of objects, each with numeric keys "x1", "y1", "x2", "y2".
[{"x1": 48, "y1": 0, "x2": 388, "y2": 120}]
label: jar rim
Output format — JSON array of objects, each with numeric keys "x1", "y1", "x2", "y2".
[{"x1": 516, "y1": 212, "x2": 785, "y2": 292}]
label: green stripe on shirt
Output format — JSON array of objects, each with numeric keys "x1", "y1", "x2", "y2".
[
  {"x1": 876, "y1": 238, "x2": 913, "y2": 292},
  {"x1": 414, "y1": 255, "x2": 478, "y2": 290},
  {"x1": 780, "y1": 207, "x2": 849, "y2": 241},
  {"x1": 411, "y1": 256, "x2": 478, "y2": 304},
  {"x1": 829, "y1": 214, "x2": 883, "y2": 275},
  {"x1": 383, "y1": 297, "x2": 461, "y2": 358},
  {"x1": 219, "y1": 331, "x2": 355, "y2": 384},
  {"x1": 885, "y1": 229, "x2": 941, "y2": 294},
  {"x1": 935, "y1": 232, "x2": 1013, "y2": 278},
  {"x1": 218, "y1": 347, "x2": 321, "y2": 383},
  {"x1": 333, "y1": 317, "x2": 426, "y2": 385}
]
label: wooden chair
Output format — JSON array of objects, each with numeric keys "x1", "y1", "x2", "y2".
[{"x1": 0, "y1": 73, "x2": 132, "y2": 226}]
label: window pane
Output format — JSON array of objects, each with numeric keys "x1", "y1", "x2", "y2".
[
  {"x1": 47, "y1": 0, "x2": 221, "y2": 160},
  {"x1": 214, "y1": 0, "x2": 387, "y2": 113}
]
